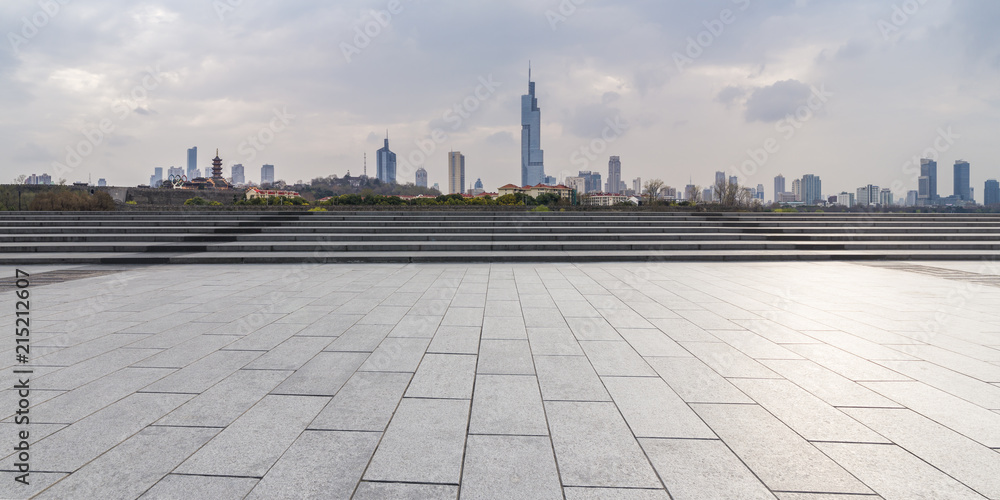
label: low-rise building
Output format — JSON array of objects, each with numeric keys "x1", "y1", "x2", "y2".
[
  {"x1": 498, "y1": 184, "x2": 575, "y2": 199},
  {"x1": 245, "y1": 187, "x2": 301, "y2": 200}
]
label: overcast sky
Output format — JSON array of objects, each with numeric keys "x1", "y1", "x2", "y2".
[{"x1": 3, "y1": 0, "x2": 999, "y2": 199}]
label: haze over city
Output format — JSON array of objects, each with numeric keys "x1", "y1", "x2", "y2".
[{"x1": 3, "y1": 1, "x2": 999, "y2": 198}]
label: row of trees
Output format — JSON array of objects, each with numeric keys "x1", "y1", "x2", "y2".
[{"x1": 639, "y1": 178, "x2": 762, "y2": 209}]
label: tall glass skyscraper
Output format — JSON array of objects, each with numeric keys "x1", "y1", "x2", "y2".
[
  {"x1": 802, "y1": 174, "x2": 822, "y2": 205},
  {"x1": 187, "y1": 147, "x2": 198, "y2": 178},
  {"x1": 448, "y1": 151, "x2": 466, "y2": 195},
  {"x1": 415, "y1": 168, "x2": 428, "y2": 188},
  {"x1": 261, "y1": 164, "x2": 275, "y2": 185},
  {"x1": 377, "y1": 134, "x2": 397, "y2": 184},
  {"x1": 606, "y1": 156, "x2": 622, "y2": 193},
  {"x1": 920, "y1": 159, "x2": 938, "y2": 202},
  {"x1": 954, "y1": 160, "x2": 971, "y2": 201},
  {"x1": 521, "y1": 66, "x2": 545, "y2": 186}
]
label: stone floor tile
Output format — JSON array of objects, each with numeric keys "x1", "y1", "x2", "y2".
[
  {"x1": 441, "y1": 307, "x2": 484, "y2": 327},
  {"x1": 325, "y1": 324, "x2": 393, "y2": 352},
  {"x1": 877, "y1": 360, "x2": 1000, "y2": 409},
  {"x1": 388, "y1": 315, "x2": 442, "y2": 338},
  {"x1": 545, "y1": 401, "x2": 661, "y2": 488},
  {"x1": 353, "y1": 482, "x2": 458, "y2": 499},
  {"x1": 566, "y1": 317, "x2": 622, "y2": 341},
  {"x1": 534, "y1": 355, "x2": 610, "y2": 402},
  {"x1": 271, "y1": 350, "x2": 366, "y2": 395},
  {"x1": 310, "y1": 371, "x2": 411, "y2": 432},
  {"x1": 405, "y1": 353, "x2": 477, "y2": 399},
  {"x1": 816, "y1": 442, "x2": 983, "y2": 500},
  {"x1": 760, "y1": 359, "x2": 901, "y2": 408},
  {"x1": 646, "y1": 356, "x2": 753, "y2": 405},
  {"x1": 157, "y1": 369, "x2": 291, "y2": 428},
  {"x1": 562, "y1": 487, "x2": 670, "y2": 499},
  {"x1": 693, "y1": 403, "x2": 872, "y2": 495},
  {"x1": 478, "y1": 339, "x2": 535, "y2": 375},
  {"x1": 783, "y1": 344, "x2": 911, "y2": 382},
  {"x1": 581, "y1": 341, "x2": 656, "y2": 377},
  {"x1": 363, "y1": 398, "x2": 470, "y2": 484},
  {"x1": 469, "y1": 374, "x2": 548, "y2": 436},
  {"x1": 175, "y1": 395, "x2": 328, "y2": 478},
  {"x1": 680, "y1": 342, "x2": 780, "y2": 379},
  {"x1": 35, "y1": 426, "x2": 218, "y2": 500},
  {"x1": 243, "y1": 336, "x2": 333, "y2": 371},
  {"x1": 618, "y1": 329, "x2": 691, "y2": 358},
  {"x1": 648, "y1": 318, "x2": 718, "y2": 342},
  {"x1": 143, "y1": 350, "x2": 263, "y2": 394},
  {"x1": 603, "y1": 377, "x2": 714, "y2": 439},
  {"x1": 732, "y1": 379, "x2": 889, "y2": 443},
  {"x1": 527, "y1": 327, "x2": 585, "y2": 356},
  {"x1": 861, "y1": 381, "x2": 1000, "y2": 447},
  {"x1": 359, "y1": 337, "x2": 430, "y2": 373},
  {"x1": 29, "y1": 367, "x2": 173, "y2": 424},
  {"x1": 460, "y1": 435, "x2": 562, "y2": 500},
  {"x1": 140, "y1": 475, "x2": 258, "y2": 500},
  {"x1": 428, "y1": 326, "x2": 481, "y2": 354},
  {"x1": 640, "y1": 438, "x2": 775, "y2": 500},
  {"x1": 246, "y1": 431, "x2": 380, "y2": 499},
  {"x1": 482, "y1": 316, "x2": 528, "y2": 339}
]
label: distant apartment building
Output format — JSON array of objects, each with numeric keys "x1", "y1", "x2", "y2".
[
  {"x1": 150, "y1": 167, "x2": 164, "y2": 188},
  {"x1": 906, "y1": 190, "x2": 919, "y2": 207},
  {"x1": 585, "y1": 194, "x2": 637, "y2": 206},
  {"x1": 578, "y1": 171, "x2": 602, "y2": 193},
  {"x1": 98, "y1": 178, "x2": 107, "y2": 187},
  {"x1": 633, "y1": 177, "x2": 642, "y2": 195},
  {"x1": 415, "y1": 168, "x2": 428, "y2": 188},
  {"x1": 472, "y1": 178, "x2": 484, "y2": 196},
  {"x1": 756, "y1": 184, "x2": 765, "y2": 201},
  {"x1": 857, "y1": 185, "x2": 879, "y2": 206},
  {"x1": 774, "y1": 174, "x2": 786, "y2": 202},
  {"x1": 167, "y1": 166, "x2": 184, "y2": 179},
  {"x1": 448, "y1": 152, "x2": 466, "y2": 195},
  {"x1": 791, "y1": 179, "x2": 802, "y2": 202},
  {"x1": 231, "y1": 164, "x2": 246, "y2": 186},
  {"x1": 835, "y1": 192, "x2": 856, "y2": 208},
  {"x1": 261, "y1": 164, "x2": 275, "y2": 185}
]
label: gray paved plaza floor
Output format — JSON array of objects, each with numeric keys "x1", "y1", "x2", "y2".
[{"x1": 2, "y1": 261, "x2": 1000, "y2": 499}]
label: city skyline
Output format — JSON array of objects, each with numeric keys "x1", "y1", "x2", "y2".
[{"x1": 3, "y1": 2, "x2": 999, "y2": 200}]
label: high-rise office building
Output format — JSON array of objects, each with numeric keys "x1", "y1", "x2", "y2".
[
  {"x1": 564, "y1": 176, "x2": 586, "y2": 194},
  {"x1": 756, "y1": 184, "x2": 765, "y2": 200},
  {"x1": 702, "y1": 188, "x2": 714, "y2": 202},
  {"x1": 802, "y1": 175, "x2": 822, "y2": 205},
  {"x1": 729, "y1": 176, "x2": 738, "y2": 186},
  {"x1": 98, "y1": 178, "x2": 107, "y2": 187},
  {"x1": 954, "y1": 160, "x2": 971, "y2": 201},
  {"x1": 472, "y1": 178, "x2": 484, "y2": 195},
  {"x1": 521, "y1": 66, "x2": 545, "y2": 186},
  {"x1": 448, "y1": 151, "x2": 466, "y2": 195},
  {"x1": 906, "y1": 190, "x2": 919, "y2": 207},
  {"x1": 606, "y1": 156, "x2": 622, "y2": 193},
  {"x1": 231, "y1": 164, "x2": 245, "y2": 185},
  {"x1": 857, "y1": 185, "x2": 879, "y2": 206},
  {"x1": 187, "y1": 147, "x2": 198, "y2": 178},
  {"x1": 880, "y1": 188, "x2": 894, "y2": 206},
  {"x1": 261, "y1": 164, "x2": 275, "y2": 185},
  {"x1": 920, "y1": 159, "x2": 938, "y2": 203},
  {"x1": 151, "y1": 167, "x2": 163, "y2": 188},
  {"x1": 167, "y1": 166, "x2": 184, "y2": 179},
  {"x1": 774, "y1": 175, "x2": 786, "y2": 202},
  {"x1": 377, "y1": 134, "x2": 397, "y2": 184},
  {"x1": 791, "y1": 179, "x2": 802, "y2": 202},
  {"x1": 985, "y1": 180, "x2": 1000, "y2": 206},
  {"x1": 415, "y1": 168, "x2": 428, "y2": 188},
  {"x1": 918, "y1": 176, "x2": 931, "y2": 204},
  {"x1": 578, "y1": 171, "x2": 602, "y2": 193},
  {"x1": 633, "y1": 177, "x2": 642, "y2": 195}
]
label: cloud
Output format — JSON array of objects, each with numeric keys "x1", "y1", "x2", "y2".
[
  {"x1": 716, "y1": 86, "x2": 746, "y2": 108},
  {"x1": 744, "y1": 80, "x2": 813, "y2": 123}
]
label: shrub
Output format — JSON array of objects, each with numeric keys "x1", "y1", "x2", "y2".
[{"x1": 28, "y1": 190, "x2": 115, "y2": 211}]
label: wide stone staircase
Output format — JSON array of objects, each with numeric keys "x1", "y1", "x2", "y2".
[{"x1": 1, "y1": 211, "x2": 999, "y2": 264}]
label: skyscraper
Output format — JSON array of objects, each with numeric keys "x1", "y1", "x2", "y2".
[
  {"x1": 633, "y1": 177, "x2": 642, "y2": 195},
  {"x1": 187, "y1": 147, "x2": 198, "y2": 178},
  {"x1": 377, "y1": 134, "x2": 397, "y2": 184},
  {"x1": 98, "y1": 178, "x2": 107, "y2": 187},
  {"x1": 791, "y1": 179, "x2": 802, "y2": 202},
  {"x1": 857, "y1": 185, "x2": 879, "y2": 206},
  {"x1": 261, "y1": 164, "x2": 275, "y2": 185},
  {"x1": 729, "y1": 176, "x2": 738, "y2": 186},
  {"x1": 802, "y1": 174, "x2": 822, "y2": 205},
  {"x1": 415, "y1": 168, "x2": 428, "y2": 188},
  {"x1": 954, "y1": 160, "x2": 971, "y2": 201},
  {"x1": 880, "y1": 188, "x2": 894, "y2": 206},
  {"x1": 606, "y1": 156, "x2": 622, "y2": 193},
  {"x1": 578, "y1": 171, "x2": 602, "y2": 193},
  {"x1": 472, "y1": 178, "x2": 484, "y2": 195},
  {"x1": 231, "y1": 164, "x2": 245, "y2": 185},
  {"x1": 448, "y1": 151, "x2": 466, "y2": 195},
  {"x1": 985, "y1": 180, "x2": 999, "y2": 206},
  {"x1": 152, "y1": 167, "x2": 163, "y2": 187},
  {"x1": 756, "y1": 184, "x2": 765, "y2": 200},
  {"x1": 920, "y1": 159, "x2": 938, "y2": 203},
  {"x1": 521, "y1": 65, "x2": 545, "y2": 186},
  {"x1": 774, "y1": 174, "x2": 786, "y2": 202}
]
